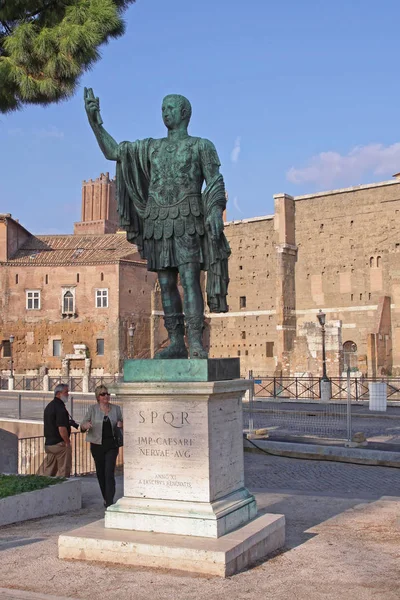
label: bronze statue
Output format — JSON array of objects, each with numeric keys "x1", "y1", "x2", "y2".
[{"x1": 84, "y1": 88, "x2": 230, "y2": 359}]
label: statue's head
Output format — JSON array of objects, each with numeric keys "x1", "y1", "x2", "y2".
[{"x1": 162, "y1": 94, "x2": 192, "y2": 129}]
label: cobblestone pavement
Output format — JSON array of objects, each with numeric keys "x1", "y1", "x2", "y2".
[{"x1": 244, "y1": 451, "x2": 400, "y2": 497}]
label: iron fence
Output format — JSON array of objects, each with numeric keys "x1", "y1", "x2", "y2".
[
  {"x1": 48, "y1": 376, "x2": 84, "y2": 392},
  {"x1": 249, "y1": 374, "x2": 400, "y2": 401},
  {"x1": 89, "y1": 376, "x2": 120, "y2": 392},
  {"x1": 14, "y1": 376, "x2": 43, "y2": 391},
  {"x1": 18, "y1": 432, "x2": 124, "y2": 476}
]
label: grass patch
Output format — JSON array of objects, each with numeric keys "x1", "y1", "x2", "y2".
[{"x1": 0, "y1": 474, "x2": 66, "y2": 499}]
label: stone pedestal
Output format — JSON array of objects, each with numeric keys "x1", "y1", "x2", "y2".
[
  {"x1": 59, "y1": 361, "x2": 285, "y2": 576},
  {"x1": 106, "y1": 379, "x2": 256, "y2": 538}
]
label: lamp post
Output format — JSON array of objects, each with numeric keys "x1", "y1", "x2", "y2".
[
  {"x1": 316, "y1": 310, "x2": 329, "y2": 382},
  {"x1": 128, "y1": 324, "x2": 135, "y2": 359},
  {"x1": 9, "y1": 334, "x2": 14, "y2": 379}
]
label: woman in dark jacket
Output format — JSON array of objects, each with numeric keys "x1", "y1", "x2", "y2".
[{"x1": 80, "y1": 385, "x2": 123, "y2": 507}]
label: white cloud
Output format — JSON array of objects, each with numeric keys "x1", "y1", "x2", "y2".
[
  {"x1": 34, "y1": 126, "x2": 64, "y2": 139},
  {"x1": 287, "y1": 142, "x2": 400, "y2": 188},
  {"x1": 233, "y1": 196, "x2": 243, "y2": 214},
  {"x1": 231, "y1": 136, "x2": 241, "y2": 164},
  {"x1": 6, "y1": 126, "x2": 64, "y2": 140}
]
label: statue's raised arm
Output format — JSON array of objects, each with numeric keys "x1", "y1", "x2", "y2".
[{"x1": 84, "y1": 87, "x2": 118, "y2": 161}]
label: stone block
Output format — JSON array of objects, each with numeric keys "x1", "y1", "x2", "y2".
[
  {"x1": 0, "y1": 428, "x2": 18, "y2": 473},
  {"x1": 369, "y1": 382, "x2": 387, "y2": 411}
]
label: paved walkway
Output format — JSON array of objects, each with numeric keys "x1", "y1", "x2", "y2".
[
  {"x1": 0, "y1": 456, "x2": 399, "y2": 600},
  {"x1": 245, "y1": 452, "x2": 400, "y2": 495}
]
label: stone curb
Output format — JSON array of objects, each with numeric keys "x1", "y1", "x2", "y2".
[
  {"x1": 243, "y1": 438, "x2": 400, "y2": 468},
  {"x1": 0, "y1": 478, "x2": 81, "y2": 527}
]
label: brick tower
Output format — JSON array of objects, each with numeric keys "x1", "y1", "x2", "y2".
[{"x1": 74, "y1": 172, "x2": 119, "y2": 235}]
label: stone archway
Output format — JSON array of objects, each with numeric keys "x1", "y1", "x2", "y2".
[{"x1": 343, "y1": 341, "x2": 358, "y2": 372}]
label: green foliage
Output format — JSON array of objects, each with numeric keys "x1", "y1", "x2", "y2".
[
  {"x1": 0, "y1": 474, "x2": 66, "y2": 498},
  {"x1": 0, "y1": 0, "x2": 135, "y2": 113}
]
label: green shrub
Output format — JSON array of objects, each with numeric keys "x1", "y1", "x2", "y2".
[{"x1": 0, "y1": 474, "x2": 66, "y2": 499}]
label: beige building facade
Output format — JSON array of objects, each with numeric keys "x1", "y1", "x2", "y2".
[{"x1": 209, "y1": 177, "x2": 400, "y2": 377}]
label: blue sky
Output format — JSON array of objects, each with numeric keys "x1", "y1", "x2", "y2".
[{"x1": 1, "y1": 0, "x2": 400, "y2": 234}]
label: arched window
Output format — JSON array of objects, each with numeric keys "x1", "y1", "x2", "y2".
[
  {"x1": 343, "y1": 341, "x2": 358, "y2": 371},
  {"x1": 370, "y1": 257, "x2": 374, "y2": 268},
  {"x1": 377, "y1": 256, "x2": 382, "y2": 267},
  {"x1": 63, "y1": 291, "x2": 74, "y2": 313}
]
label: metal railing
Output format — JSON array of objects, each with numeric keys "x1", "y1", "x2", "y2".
[
  {"x1": 245, "y1": 371, "x2": 354, "y2": 441},
  {"x1": 18, "y1": 432, "x2": 124, "y2": 477},
  {"x1": 14, "y1": 376, "x2": 43, "y2": 391},
  {"x1": 0, "y1": 393, "x2": 100, "y2": 422},
  {"x1": 89, "y1": 376, "x2": 121, "y2": 392},
  {"x1": 249, "y1": 374, "x2": 400, "y2": 401},
  {"x1": 48, "y1": 376, "x2": 84, "y2": 392}
]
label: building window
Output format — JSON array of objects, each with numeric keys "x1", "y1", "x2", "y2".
[
  {"x1": 241, "y1": 331, "x2": 246, "y2": 339},
  {"x1": 96, "y1": 289, "x2": 108, "y2": 308},
  {"x1": 266, "y1": 342, "x2": 274, "y2": 357},
  {"x1": 52, "y1": 340, "x2": 62, "y2": 357},
  {"x1": 96, "y1": 339, "x2": 105, "y2": 356},
  {"x1": 63, "y1": 291, "x2": 74, "y2": 314},
  {"x1": 45, "y1": 274, "x2": 48, "y2": 284},
  {"x1": 101, "y1": 272, "x2": 104, "y2": 281},
  {"x1": 369, "y1": 257, "x2": 374, "y2": 268},
  {"x1": 26, "y1": 290, "x2": 40, "y2": 310},
  {"x1": 240, "y1": 296, "x2": 246, "y2": 309},
  {"x1": 76, "y1": 273, "x2": 80, "y2": 283},
  {"x1": 15, "y1": 274, "x2": 18, "y2": 284},
  {"x1": 2, "y1": 340, "x2": 11, "y2": 357},
  {"x1": 377, "y1": 256, "x2": 382, "y2": 267}
]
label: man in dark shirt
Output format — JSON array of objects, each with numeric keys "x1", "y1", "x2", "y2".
[{"x1": 43, "y1": 383, "x2": 72, "y2": 477}]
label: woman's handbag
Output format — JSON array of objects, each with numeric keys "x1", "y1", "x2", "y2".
[{"x1": 113, "y1": 425, "x2": 123, "y2": 447}]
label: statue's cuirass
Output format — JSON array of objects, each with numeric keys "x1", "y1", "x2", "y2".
[
  {"x1": 148, "y1": 136, "x2": 203, "y2": 204},
  {"x1": 143, "y1": 136, "x2": 205, "y2": 242}
]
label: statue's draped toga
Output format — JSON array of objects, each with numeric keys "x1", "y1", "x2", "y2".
[{"x1": 116, "y1": 138, "x2": 231, "y2": 313}]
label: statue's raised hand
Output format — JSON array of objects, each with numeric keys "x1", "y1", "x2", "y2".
[{"x1": 84, "y1": 87, "x2": 103, "y2": 126}]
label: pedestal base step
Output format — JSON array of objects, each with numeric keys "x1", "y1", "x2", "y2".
[{"x1": 58, "y1": 512, "x2": 285, "y2": 578}]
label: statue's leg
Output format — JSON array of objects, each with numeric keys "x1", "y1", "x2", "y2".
[
  {"x1": 154, "y1": 269, "x2": 188, "y2": 359},
  {"x1": 179, "y1": 263, "x2": 208, "y2": 359}
]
